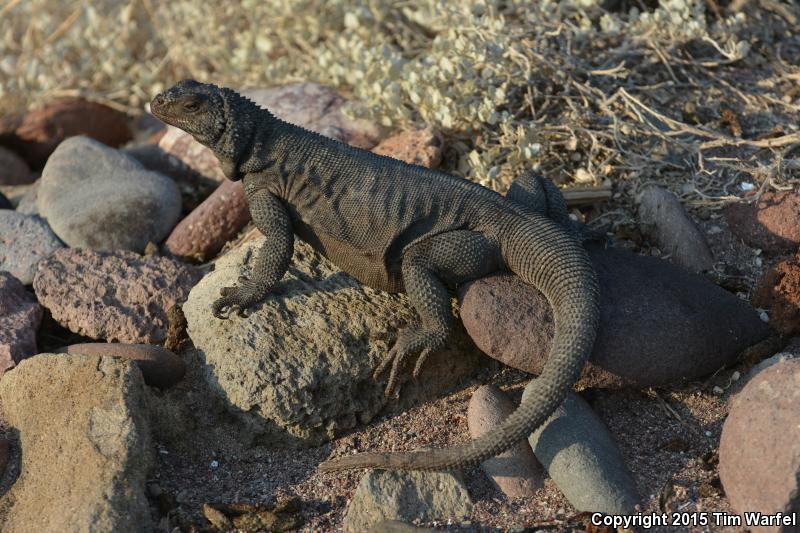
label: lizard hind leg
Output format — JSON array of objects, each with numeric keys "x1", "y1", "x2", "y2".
[{"x1": 374, "y1": 231, "x2": 501, "y2": 396}]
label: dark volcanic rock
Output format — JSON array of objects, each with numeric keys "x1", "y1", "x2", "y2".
[
  {"x1": 719, "y1": 357, "x2": 800, "y2": 532},
  {"x1": 726, "y1": 191, "x2": 800, "y2": 253},
  {"x1": 0, "y1": 97, "x2": 132, "y2": 168},
  {"x1": 459, "y1": 242, "x2": 771, "y2": 388}
]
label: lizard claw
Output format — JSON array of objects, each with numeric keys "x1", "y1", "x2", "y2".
[
  {"x1": 374, "y1": 328, "x2": 447, "y2": 397},
  {"x1": 211, "y1": 284, "x2": 264, "y2": 320}
]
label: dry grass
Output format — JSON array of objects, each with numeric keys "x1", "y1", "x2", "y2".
[{"x1": 2, "y1": 0, "x2": 799, "y2": 214}]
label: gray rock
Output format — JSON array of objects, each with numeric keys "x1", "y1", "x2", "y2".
[
  {"x1": 467, "y1": 384, "x2": 544, "y2": 498},
  {"x1": 342, "y1": 470, "x2": 472, "y2": 533},
  {"x1": 183, "y1": 238, "x2": 483, "y2": 447},
  {"x1": 719, "y1": 358, "x2": 800, "y2": 532},
  {"x1": 14, "y1": 180, "x2": 40, "y2": 215},
  {"x1": 0, "y1": 271, "x2": 42, "y2": 376},
  {"x1": 0, "y1": 354, "x2": 154, "y2": 533},
  {"x1": 33, "y1": 248, "x2": 202, "y2": 344},
  {"x1": 523, "y1": 383, "x2": 639, "y2": 514},
  {"x1": 459, "y1": 242, "x2": 770, "y2": 389},
  {"x1": 637, "y1": 185, "x2": 714, "y2": 273},
  {"x1": 38, "y1": 136, "x2": 181, "y2": 252},
  {"x1": 0, "y1": 210, "x2": 63, "y2": 284}
]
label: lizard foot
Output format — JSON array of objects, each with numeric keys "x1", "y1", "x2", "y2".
[
  {"x1": 211, "y1": 283, "x2": 265, "y2": 319},
  {"x1": 374, "y1": 326, "x2": 447, "y2": 397}
]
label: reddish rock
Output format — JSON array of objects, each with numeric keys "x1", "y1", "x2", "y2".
[
  {"x1": 0, "y1": 98, "x2": 132, "y2": 168},
  {"x1": 370, "y1": 127, "x2": 444, "y2": 168},
  {"x1": 158, "y1": 125, "x2": 227, "y2": 183},
  {"x1": 753, "y1": 253, "x2": 800, "y2": 336},
  {"x1": 33, "y1": 248, "x2": 202, "y2": 344},
  {"x1": 163, "y1": 180, "x2": 249, "y2": 262},
  {"x1": 0, "y1": 271, "x2": 43, "y2": 376},
  {"x1": 458, "y1": 243, "x2": 770, "y2": 389},
  {"x1": 56, "y1": 343, "x2": 185, "y2": 388},
  {"x1": 467, "y1": 385, "x2": 544, "y2": 498},
  {"x1": 726, "y1": 192, "x2": 800, "y2": 253},
  {"x1": 0, "y1": 146, "x2": 33, "y2": 185},
  {"x1": 719, "y1": 358, "x2": 800, "y2": 532}
]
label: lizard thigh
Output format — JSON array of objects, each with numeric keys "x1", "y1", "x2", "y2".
[{"x1": 404, "y1": 230, "x2": 501, "y2": 288}]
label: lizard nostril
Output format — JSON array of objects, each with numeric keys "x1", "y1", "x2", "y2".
[{"x1": 152, "y1": 94, "x2": 165, "y2": 109}]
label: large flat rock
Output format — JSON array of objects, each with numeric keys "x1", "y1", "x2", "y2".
[
  {"x1": 0, "y1": 354, "x2": 153, "y2": 532},
  {"x1": 183, "y1": 238, "x2": 484, "y2": 447}
]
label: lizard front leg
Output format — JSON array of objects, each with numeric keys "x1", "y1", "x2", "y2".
[
  {"x1": 212, "y1": 189, "x2": 293, "y2": 318},
  {"x1": 375, "y1": 231, "x2": 500, "y2": 396}
]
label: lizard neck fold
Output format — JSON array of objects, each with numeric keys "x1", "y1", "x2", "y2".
[{"x1": 212, "y1": 89, "x2": 281, "y2": 181}]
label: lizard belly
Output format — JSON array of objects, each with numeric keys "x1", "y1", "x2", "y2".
[{"x1": 291, "y1": 219, "x2": 404, "y2": 293}]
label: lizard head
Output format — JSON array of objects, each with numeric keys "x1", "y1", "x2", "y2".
[{"x1": 151, "y1": 79, "x2": 227, "y2": 146}]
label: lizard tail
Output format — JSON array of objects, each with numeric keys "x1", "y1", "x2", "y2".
[{"x1": 318, "y1": 215, "x2": 600, "y2": 472}]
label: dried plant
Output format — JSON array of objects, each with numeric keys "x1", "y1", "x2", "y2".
[{"x1": 1, "y1": 0, "x2": 798, "y2": 210}]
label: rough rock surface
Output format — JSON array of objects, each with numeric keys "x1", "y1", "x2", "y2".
[
  {"x1": 467, "y1": 384, "x2": 544, "y2": 498},
  {"x1": 57, "y1": 343, "x2": 186, "y2": 389},
  {"x1": 726, "y1": 191, "x2": 800, "y2": 253},
  {"x1": 371, "y1": 127, "x2": 444, "y2": 169},
  {"x1": 523, "y1": 384, "x2": 639, "y2": 514},
  {"x1": 163, "y1": 179, "x2": 249, "y2": 262},
  {"x1": 38, "y1": 136, "x2": 181, "y2": 252},
  {"x1": 342, "y1": 470, "x2": 472, "y2": 533},
  {"x1": 719, "y1": 357, "x2": 800, "y2": 532},
  {"x1": 33, "y1": 248, "x2": 202, "y2": 344},
  {"x1": 637, "y1": 185, "x2": 714, "y2": 273},
  {"x1": 0, "y1": 354, "x2": 153, "y2": 532},
  {"x1": 0, "y1": 146, "x2": 33, "y2": 185},
  {"x1": 0, "y1": 272, "x2": 42, "y2": 376},
  {"x1": 183, "y1": 238, "x2": 483, "y2": 447},
  {"x1": 459, "y1": 242, "x2": 770, "y2": 388},
  {"x1": 0, "y1": 211, "x2": 63, "y2": 284},
  {"x1": 0, "y1": 98, "x2": 132, "y2": 168},
  {"x1": 753, "y1": 253, "x2": 800, "y2": 336}
]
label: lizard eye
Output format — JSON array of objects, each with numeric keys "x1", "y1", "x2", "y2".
[{"x1": 183, "y1": 100, "x2": 200, "y2": 112}]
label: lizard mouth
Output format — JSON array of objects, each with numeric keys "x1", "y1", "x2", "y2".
[{"x1": 149, "y1": 93, "x2": 173, "y2": 123}]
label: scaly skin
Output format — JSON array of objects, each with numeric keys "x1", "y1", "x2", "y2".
[{"x1": 151, "y1": 80, "x2": 600, "y2": 472}]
